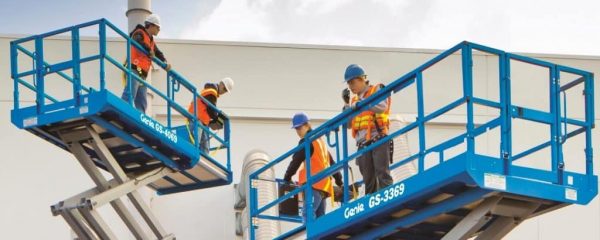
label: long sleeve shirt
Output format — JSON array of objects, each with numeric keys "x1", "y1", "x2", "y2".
[
  {"x1": 130, "y1": 24, "x2": 167, "y2": 62},
  {"x1": 202, "y1": 83, "x2": 219, "y2": 123},
  {"x1": 346, "y1": 83, "x2": 389, "y2": 144},
  {"x1": 283, "y1": 135, "x2": 343, "y2": 186}
]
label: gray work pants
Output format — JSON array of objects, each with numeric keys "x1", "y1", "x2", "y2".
[{"x1": 356, "y1": 140, "x2": 393, "y2": 194}]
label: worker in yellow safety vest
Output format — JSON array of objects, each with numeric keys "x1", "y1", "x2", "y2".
[
  {"x1": 283, "y1": 113, "x2": 343, "y2": 219},
  {"x1": 342, "y1": 64, "x2": 393, "y2": 194}
]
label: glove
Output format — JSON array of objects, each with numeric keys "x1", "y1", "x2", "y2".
[
  {"x1": 208, "y1": 118, "x2": 224, "y2": 130},
  {"x1": 282, "y1": 178, "x2": 294, "y2": 186},
  {"x1": 342, "y1": 88, "x2": 350, "y2": 104}
]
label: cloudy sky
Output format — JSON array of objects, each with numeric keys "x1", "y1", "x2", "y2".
[{"x1": 1, "y1": 0, "x2": 599, "y2": 55}]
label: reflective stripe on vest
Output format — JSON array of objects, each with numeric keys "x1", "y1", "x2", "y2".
[
  {"x1": 187, "y1": 87, "x2": 219, "y2": 126},
  {"x1": 130, "y1": 28, "x2": 155, "y2": 73},
  {"x1": 298, "y1": 138, "x2": 334, "y2": 200},
  {"x1": 351, "y1": 84, "x2": 391, "y2": 140}
]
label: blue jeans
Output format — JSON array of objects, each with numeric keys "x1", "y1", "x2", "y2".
[
  {"x1": 303, "y1": 189, "x2": 326, "y2": 220},
  {"x1": 199, "y1": 127, "x2": 209, "y2": 154},
  {"x1": 185, "y1": 124, "x2": 210, "y2": 154},
  {"x1": 121, "y1": 72, "x2": 147, "y2": 113}
]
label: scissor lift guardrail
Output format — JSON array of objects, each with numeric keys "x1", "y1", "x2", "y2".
[
  {"x1": 248, "y1": 41, "x2": 596, "y2": 240},
  {"x1": 10, "y1": 19, "x2": 233, "y2": 239}
]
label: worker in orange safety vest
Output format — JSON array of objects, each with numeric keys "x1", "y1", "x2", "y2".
[
  {"x1": 121, "y1": 14, "x2": 172, "y2": 113},
  {"x1": 283, "y1": 113, "x2": 343, "y2": 219},
  {"x1": 187, "y1": 78, "x2": 234, "y2": 153}
]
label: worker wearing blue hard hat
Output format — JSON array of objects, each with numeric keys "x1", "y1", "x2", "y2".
[
  {"x1": 284, "y1": 113, "x2": 343, "y2": 219},
  {"x1": 342, "y1": 64, "x2": 393, "y2": 194},
  {"x1": 344, "y1": 64, "x2": 366, "y2": 83},
  {"x1": 291, "y1": 112, "x2": 309, "y2": 129}
]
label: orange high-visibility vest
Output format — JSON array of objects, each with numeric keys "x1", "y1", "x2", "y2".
[
  {"x1": 188, "y1": 88, "x2": 219, "y2": 125},
  {"x1": 298, "y1": 138, "x2": 334, "y2": 196},
  {"x1": 351, "y1": 84, "x2": 391, "y2": 140},
  {"x1": 130, "y1": 28, "x2": 155, "y2": 73}
]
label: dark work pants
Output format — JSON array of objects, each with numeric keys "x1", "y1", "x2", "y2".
[{"x1": 357, "y1": 140, "x2": 393, "y2": 194}]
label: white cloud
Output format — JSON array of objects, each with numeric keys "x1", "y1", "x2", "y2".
[
  {"x1": 505, "y1": 0, "x2": 600, "y2": 55},
  {"x1": 180, "y1": 0, "x2": 272, "y2": 42},
  {"x1": 179, "y1": 0, "x2": 600, "y2": 56},
  {"x1": 294, "y1": 0, "x2": 353, "y2": 15}
]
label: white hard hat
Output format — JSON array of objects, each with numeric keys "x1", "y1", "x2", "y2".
[
  {"x1": 221, "y1": 77, "x2": 234, "y2": 93},
  {"x1": 145, "y1": 14, "x2": 161, "y2": 28}
]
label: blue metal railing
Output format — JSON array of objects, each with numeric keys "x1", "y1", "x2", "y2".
[
  {"x1": 248, "y1": 41, "x2": 595, "y2": 239},
  {"x1": 10, "y1": 19, "x2": 231, "y2": 172}
]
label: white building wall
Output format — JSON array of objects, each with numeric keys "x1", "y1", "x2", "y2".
[{"x1": 0, "y1": 35, "x2": 598, "y2": 239}]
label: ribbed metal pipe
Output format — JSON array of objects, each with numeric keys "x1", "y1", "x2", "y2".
[
  {"x1": 236, "y1": 149, "x2": 280, "y2": 240},
  {"x1": 389, "y1": 115, "x2": 417, "y2": 182}
]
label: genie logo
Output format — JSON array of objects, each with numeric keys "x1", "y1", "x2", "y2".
[
  {"x1": 140, "y1": 114, "x2": 178, "y2": 143},
  {"x1": 344, "y1": 202, "x2": 365, "y2": 219}
]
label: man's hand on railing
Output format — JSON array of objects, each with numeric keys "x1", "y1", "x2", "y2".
[
  {"x1": 165, "y1": 63, "x2": 172, "y2": 71},
  {"x1": 208, "y1": 115, "x2": 224, "y2": 130},
  {"x1": 282, "y1": 176, "x2": 296, "y2": 186},
  {"x1": 282, "y1": 180, "x2": 297, "y2": 187}
]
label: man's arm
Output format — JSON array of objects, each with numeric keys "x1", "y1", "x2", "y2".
[
  {"x1": 342, "y1": 105, "x2": 352, "y2": 129},
  {"x1": 154, "y1": 45, "x2": 167, "y2": 62},
  {"x1": 368, "y1": 84, "x2": 389, "y2": 114},
  {"x1": 204, "y1": 94, "x2": 219, "y2": 121},
  {"x1": 342, "y1": 89, "x2": 353, "y2": 129},
  {"x1": 203, "y1": 84, "x2": 219, "y2": 121},
  {"x1": 284, "y1": 140, "x2": 313, "y2": 182}
]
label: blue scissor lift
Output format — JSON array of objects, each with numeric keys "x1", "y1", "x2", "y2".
[
  {"x1": 249, "y1": 42, "x2": 597, "y2": 239},
  {"x1": 10, "y1": 19, "x2": 232, "y2": 239}
]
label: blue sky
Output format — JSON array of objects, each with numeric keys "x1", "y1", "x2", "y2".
[{"x1": 1, "y1": 0, "x2": 600, "y2": 56}]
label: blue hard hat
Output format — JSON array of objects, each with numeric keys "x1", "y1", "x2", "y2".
[
  {"x1": 344, "y1": 64, "x2": 365, "y2": 82},
  {"x1": 291, "y1": 112, "x2": 309, "y2": 129}
]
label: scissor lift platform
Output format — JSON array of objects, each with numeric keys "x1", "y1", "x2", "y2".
[
  {"x1": 308, "y1": 154, "x2": 597, "y2": 239},
  {"x1": 248, "y1": 41, "x2": 596, "y2": 240},
  {"x1": 10, "y1": 19, "x2": 233, "y2": 239},
  {"x1": 11, "y1": 90, "x2": 231, "y2": 194}
]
